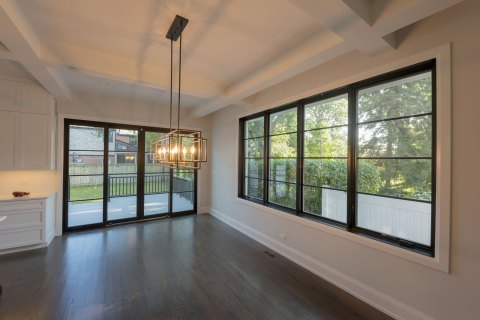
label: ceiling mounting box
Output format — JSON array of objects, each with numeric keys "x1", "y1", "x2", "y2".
[{"x1": 166, "y1": 15, "x2": 189, "y2": 41}]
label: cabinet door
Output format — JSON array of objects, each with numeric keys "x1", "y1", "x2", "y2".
[
  {"x1": 17, "y1": 113, "x2": 51, "y2": 169},
  {"x1": 0, "y1": 111, "x2": 17, "y2": 169},
  {"x1": 0, "y1": 79, "x2": 17, "y2": 112},
  {"x1": 18, "y1": 83, "x2": 50, "y2": 114}
]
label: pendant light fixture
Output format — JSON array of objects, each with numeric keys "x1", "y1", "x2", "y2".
[{"x1": 153, "y1": 15, "x2": 207, "y2": 170}]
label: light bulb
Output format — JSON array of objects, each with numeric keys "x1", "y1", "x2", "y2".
[
  {"x1": 162, "y1": 147, "x2": 166, "y2": 154},
  {"x1": 172, "y1": 146, "x2": 178, "y2": 154},
  {"x1": 191, "y1": 146, "x2": 195, "y2": 154}
]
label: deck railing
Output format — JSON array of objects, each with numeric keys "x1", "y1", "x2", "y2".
[{"x1": 68, "y1": 173, "x2": 194, "y2": 202}]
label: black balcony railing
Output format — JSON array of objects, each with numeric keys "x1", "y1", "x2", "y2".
[
  {"x1": 68, "y1": 173, "x2": 193, "y2": 203},
  {"x1": 107, "y1": 174, "x2": 193, "y2": 202}
]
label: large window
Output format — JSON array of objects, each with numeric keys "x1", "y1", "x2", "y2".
[{"x1": 239, "y1": 60, "x2": 436, "y2": 255}]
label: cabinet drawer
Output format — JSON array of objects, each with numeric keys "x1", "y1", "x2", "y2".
[
  {"x1": 0, "y1": 200, "x2": 44, "y2": 212},
  {"x1": 0, "y1": 210, "x2": 43, "y2": 230},
  {"x1": 0, "y1": 227, "x2": 43, "y2": 250}
]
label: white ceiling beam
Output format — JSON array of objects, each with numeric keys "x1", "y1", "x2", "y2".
[
  {"x1": 192, "y1": 0, "x2": 390, "y2": 117},
  {"x1": 372, "y1": 0, "x2": 464, "y2": 34},
  {"x1": 192, "y1": 0, "x2": 463, "y2": 117},
  {"x1": 290, "y1": 0, "x2": 394, "y2": 55},
  {"x1": 192, "y1": 31, "x2": 351, "y2": 117},
  {"x1": 0, "y1": 0, "x2": 71, "y2": 98}
]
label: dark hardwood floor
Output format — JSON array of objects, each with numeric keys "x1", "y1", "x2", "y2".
[{"x1": 0, "y1": 215, "x2": 392, "y2": 320}]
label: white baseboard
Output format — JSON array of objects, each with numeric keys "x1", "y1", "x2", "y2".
[
  {"x1": 0, "y1": 242, "x2": 47, "y2": 256},
  {"x1": 209, "y1": 208, "x2": 434, "y2": 320}
]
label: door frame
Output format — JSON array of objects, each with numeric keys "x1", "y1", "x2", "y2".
[{"x1": 63, "y1": 118, "x2": 198, "y2": 232}]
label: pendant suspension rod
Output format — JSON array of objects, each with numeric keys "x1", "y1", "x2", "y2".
[
  {"x1": 175, "y1": 31, "x2": 182, "y2": 168},
  {"x1": 169, "y1": 38, "x2": 173, "y2": 133},
  {"x1": 177, "y1": 32, "x2": 182, "y2": 134}
]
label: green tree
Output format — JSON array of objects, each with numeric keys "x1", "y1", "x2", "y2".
[{"x1": 357, "y1": 73, "x2": 432, "y2": 200}]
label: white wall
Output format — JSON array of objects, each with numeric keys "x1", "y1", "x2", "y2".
[
  {"x1": 55, "y1": 90, "x2": 212, "y2": 234},
  {"x1": 0, "y1": 170, "x2": 56, "y2": 195},
  {"x1": 209, "y1": 1, "x2": 479, "y2": 319}
]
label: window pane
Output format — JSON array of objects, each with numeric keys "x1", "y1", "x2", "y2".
[
  {"x1": 68, "y1": 201, "x2": 103, "y2": 227},
  {"x1": 304, "y1": 159, "x2": 347, "y2": 190},
  {"x1": 69, "y1": 151, "x2": 103, "y2": 174},
  {"x1": 269, "y1": 133, "x2": 297, "y2": 157},
  {"x1": 358, "y1": 115, "x2": 432, "y2": 158},
  {"x1": 145, "y1": 131, "x2": 166, "y2": 154},
  {"x1": 269, "y1": 181, "x2": 296, "y2": 209},
  {"x1": 69, "y1": 125, "x2": 104, "y2": 151},
  {"x1": 303, "y1": 186, "x2": 347, "y2": 223},
  {"x1": 173, "y1": 170, "x2": 195, "y2": 193},
  {"x1": 245, "y1": 117, "x2": 264, "y2": 139},
  {"x1": 173, "y1": 192, "x2": 194, "y2": 212},
  {"x1": 245, "y1": 159, "x2": 263, "y2": 178},
  {"x1": 269, "y1": 159, "x2": 296, "y2": 183},
  {"x1": 305, "y1": 94, "x2": 348, "y2": 130},
  {"x1": 144, "y1": 173, "x2": 169, "y2": 194},
  {"x1": 172, "y1": 169, "x2": 195, "y2": 213},
  {"x1": 357, "y1": 194, "x2": 431, "y2": 246},
  {"x1": 245, "y1": 178, "x2": 263, "y2": 200},
  {"x1": 245, "y1": 137, "x2": 264, "y2": 158},
  {"x1": 358, "y1": 71, "x2": 432, "y2": 123},
  {"x1": 304, "y1": 127, "x2": 348, "y2": 158},
  {"x1": 270, "y1": 108, "x2": 297, "y2": 134},
  {"x1": 68, "y1": 175, "x2": 103, "y2": 201},
  {"x1": 357, "y1": 159, "x2": 432, "y2": 201}
]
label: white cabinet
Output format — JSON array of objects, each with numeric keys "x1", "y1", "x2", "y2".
[
  {"x1": 0, "y1": 79, "x2": 56, "y2": 170},
  {"x1": 0, "y1": 194, "x2": 56, "y2": 253},
  {"x1": 17, "y1": 113, "x2": 52, "y2": 169},
  {"x1": 0, "y1": 79, "x2": 17, "y2": 111},
  {"x1": 0, "y1": 111, "x2": 17, "y2": 169},
  {"x1": 19, "y1": 83, "x2": 52, "y2": 114}
]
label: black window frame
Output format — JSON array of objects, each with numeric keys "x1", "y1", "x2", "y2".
[
  {"x1": 239, "y1": 59, "x2": 436, "y2": 256},
  {"x1": 63, "y1": 118, "x2": 198, "y2": 233}
]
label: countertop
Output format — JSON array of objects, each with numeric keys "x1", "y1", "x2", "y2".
[{"x1": 0, "y1": 193, "x2": 53, "y2": 202}]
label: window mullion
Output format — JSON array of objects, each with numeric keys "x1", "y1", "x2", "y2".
[
  {"x1": 347, "y1": 86, "x2": 356, "y2": 231},
  {"x1": 296, "y1": 102, "x2": 304, "y2": 214},
  {"x1": 263, "y1": 113, "x2": 269, "y2": 204},
  {"x1": 238, "y1": 119, "x2": 245, "y2": 198}
]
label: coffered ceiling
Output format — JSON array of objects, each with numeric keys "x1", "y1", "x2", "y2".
[{"x1": 0, "y1": 0, "x2": 463, "y2": 114}]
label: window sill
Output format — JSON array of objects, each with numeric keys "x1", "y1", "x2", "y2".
[{"x1": 235, "y1": 197, "x2": 449, "y2": 273}]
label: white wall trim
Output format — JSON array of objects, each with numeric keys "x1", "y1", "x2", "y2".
[
  {"x1": 234, "y1": 43, "x2": 451, "y2": 273},
  {"x1": 209, "y1": 208, "x2": 435, "y2": 320}
]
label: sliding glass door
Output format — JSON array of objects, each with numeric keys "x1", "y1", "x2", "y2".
[{"x1": 63, "y1": 120, "x2": 197, "y2": 232}]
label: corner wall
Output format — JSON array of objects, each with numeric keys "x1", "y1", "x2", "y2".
[{"x1": 209, "y1": 1, "x2": 480, "y2": 319}]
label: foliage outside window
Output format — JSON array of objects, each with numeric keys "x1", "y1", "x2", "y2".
[
  {"x1": 244, "y1": 117, "x2": 264, "y2": 200},
  {"x1": 268, "y1": 108, "x2": 297, "y2": 209},
  {"x1": 239, "y1": 60, "x2": 436, "y2": 255}
]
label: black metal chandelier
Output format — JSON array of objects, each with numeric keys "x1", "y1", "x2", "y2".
[{"x1": 153, "y1": 15, "x2": 207, "y2": 170}]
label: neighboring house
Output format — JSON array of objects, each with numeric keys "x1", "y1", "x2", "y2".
[{"x1": 69, "y1": 126, "x2": 138, "y2": 164}]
